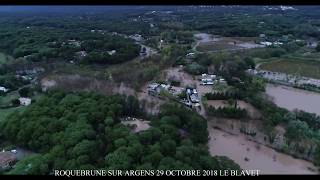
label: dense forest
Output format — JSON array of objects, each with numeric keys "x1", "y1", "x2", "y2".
[{"x1": 0, "y1": 91, "x2": 240, "y2": 174}]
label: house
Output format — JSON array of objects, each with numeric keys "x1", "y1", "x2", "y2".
[
  {"x1": 0, "y1": 152, "x2": 17, "y2": 171},
  {"x1": 260, "y1": 41, "x2": 272, "y2": 46},
  {"x1": 19, "y1": 97, "x2": 31, "y2": 106},
  {"x1": 147, "y1": 83, "x2": 161, "y2": 96},
  {"x1": 201, "y1": 79, "x2": 214, "y2": 85},
  {"x1": 0, "y1": 86, "x2": 8, "y2": 93},
  {"x1": 75, "y1": 51, "x2": 87, "y2": 58},
  {"x1": 186, "y1": 88, "x2": 200, "y2": 103},
  {"x1": 107, "y1": 50, "x2": 116, "y2": 55},
  {"x1": 186, "y1": 52, "x2": 196, "y2": 59},
  {"x1": 200, "y1": 74, "x2": 216, "y2": 85},
  {"x1": 190, "y1": 94, "x2": 200, "y2": 103},
  {"x1": 140, "y1": 47, "x2": 147, "y2": 57}
]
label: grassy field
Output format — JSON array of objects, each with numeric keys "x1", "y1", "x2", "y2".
[
  {"x1": 0, "y1": 107, "x2": 25, "y2": 122},
  {"x1": 0, "y1": 91, "x2": 19, "y2": 107},
  {"x1": 259, "y1": 59, "x2": 320, "y2": 79},
  {"x1": 196, "y1": 37, "x2": 259, "y2": 52},
  {"x1": 0, "y1": 53, "x2": 7, "y2": 64},
  {"x1": 197, "y1": 42, "x2": 238, "y2": 52}
]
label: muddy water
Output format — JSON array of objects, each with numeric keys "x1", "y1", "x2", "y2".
[
  {"x1": 265, "y1": 83, "x2": 320, "y2": 115},
  {"x1": 208, "y1": 123, "x2": 318, "y2": 174}
]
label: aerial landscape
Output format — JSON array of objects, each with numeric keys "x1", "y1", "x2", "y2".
[{"x1": 0, "y1": 5, "x2": 320, "y2": 176}]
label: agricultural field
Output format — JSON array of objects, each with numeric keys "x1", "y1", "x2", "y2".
[
  {"x1": 259, "y1": 59, "x2": 320, "y2": 79},
  {"x1": 195, "y1": 36, "x2": 262, "y2": 52}
]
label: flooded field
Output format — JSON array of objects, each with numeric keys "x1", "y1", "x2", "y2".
[
  {"x1": 194, "y1": 33, "x2": 264, "y2": 53},
  {"x1": 206, "y1": 100, "x2": 262, "y2": 119},
  {"x1": 208, "y1": 122, "x2": 318, "y2": 174},
  {"x1": 266, "y1": 83, "x2": 320, "y2": 115}
]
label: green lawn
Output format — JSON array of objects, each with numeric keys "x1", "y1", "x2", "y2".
[
  {"x1": 0, "y1": 91, "x2": 19, "y2": 107},
  {"x1": 259, "y1": 59, "x2": 320, "y2": 79},
  {"x1": 0, "y1": 107, "x2": 25, "y2": 122},
  {"x1": 0, "y1": 53, "x2": 7, "y2": 64}
]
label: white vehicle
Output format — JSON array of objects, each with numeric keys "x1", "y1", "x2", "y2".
[{"x1": 11, "y1": 149, "x2": 17, "y2": 154}]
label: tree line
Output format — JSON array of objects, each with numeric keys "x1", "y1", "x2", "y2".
[{"x1": 0, "y1": 91, "x2": 240, "y2": 174}]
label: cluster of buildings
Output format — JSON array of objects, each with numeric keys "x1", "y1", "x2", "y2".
[
  {"x1": 247, "y1": 68, "x2": 320, "y2": 88},
  {"x1": 16, "y1": 67, "x2": 45, "y2": 76},
  {"x1": 186, "y1": 87, "x2": 200, "y2": 104},
  {"x1": 260, "y1": 41, "x2": 283, "y2": 47},
  {"x1": 147, "y1": 83, "x2": 183, "y2": 97},
  {"x1": 199, "y1": 73, "x2": 226, "y2": 86},
  {"x1": 129, "y1": 34, "x2": 143, "y2": 42}
]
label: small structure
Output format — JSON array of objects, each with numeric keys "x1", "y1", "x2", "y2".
[
  {"x1": 186, "y1": 87, "x2": 200, "y2": 103},
  {"x1": 75, "y1": 51, "x2": 88, "y2": 59},
  {"x1": 186, "y1": 52, "x2": 196, "y2": 59},
  {"x1": 200, "y1": 74, "x2": 216, "y2": 85},
  {"x1": 129, "y1": 34, "x2": 143, "y2": 42},
  {"x1": 219, "y1": 78, "x2": 227, "y2": 84},
  {"x1": 0, "y1": 86, "x2": 9, "y2": 93},
  {"x1": 273, "y1": 41, "x2": 283, "y2": 46},
  {"x1": 19, "y1": 97, "x2": 31, "y2": 106},
  {"x1": 0, "y1": 152, "x2": 17, "y2": 171},
  {"x1": 68, "y1": 40, "x2": 81, "y2": 47},
  {"x1": 147, "y1": 83, "x2": 172, "y2": 96},
  {"x1": 260, "y1": 41, "x2": 272, "y2": 46},
  {"x1": 140, "y1": 47, "x2": 147, "y2": 57},
  {"x1": 147, "y1": 83, "x2": 161, "y2": 96},
  {"x1": 107, "y1": 50, "x2": 116, "y2": 55}
]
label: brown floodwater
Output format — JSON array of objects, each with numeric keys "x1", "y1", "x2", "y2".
[
  {"x1": 208, "y1": 123, "x2": 318, "y2": 174},
  {"x1": 265, "y1": 84, "x2": 320, "y2": 115}
]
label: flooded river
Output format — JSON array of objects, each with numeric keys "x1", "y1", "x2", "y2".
[
  {"x1": 265, "y1": 83, "x2": 320, "y2": 115},
  {"x1": 208, "y1": 123, "x2": 318, "y2": 174}
]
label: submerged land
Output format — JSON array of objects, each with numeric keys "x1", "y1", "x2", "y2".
[{"x1": 0, "y1": 5, "x2": 320, "y2": 175}]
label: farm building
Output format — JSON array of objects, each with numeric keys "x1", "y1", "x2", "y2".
[{"x1": 19, "y1": 97, "x2": 32, "y2": 106}]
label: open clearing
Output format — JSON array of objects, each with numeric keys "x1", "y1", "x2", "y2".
[
  {"x1": 194, "y1": 33, "x2": 263, "y2": 53},
  {"x1": 0, "y1": 107, "x2": 25, "y2": 122},
  {"x1": 0, "y1": 53, "x2": 7, "y2": 64},
  {"x1": 259, "y1": 59, "x2": 320, "y2": 79}
]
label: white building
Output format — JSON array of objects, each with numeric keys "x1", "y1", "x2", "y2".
[
  {"x1": 19, "y1": 97, "x2": 31, "y2": 106},
  {"x1": 260, "y1": 41, "x2": 272, "y2": 46},
  {"x1": 0, "y1": 86, "x2": 8, "y2": 93},
  {"x1": 107, "y1": 50, "x2": 116, "y2": 55}
]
